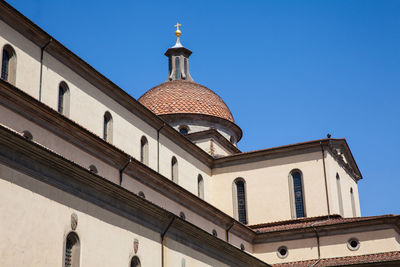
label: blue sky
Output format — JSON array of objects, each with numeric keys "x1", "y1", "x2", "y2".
[{"x1": 7, "y1": 0, "x2": 400, "y2": 216}]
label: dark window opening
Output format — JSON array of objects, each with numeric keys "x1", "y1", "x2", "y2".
[
  {"x1": 1, "y1": 49, "x2": 10, "y2": 80},
  {"x1": 236, "y1": 180, "x2": 247, "y2": 224},
  {"x1": 175, "y1": 57, "x2": 180, "y2": 80},
  {"x1": 292, "y1": 171, "x2": 305, "y2": 218}
]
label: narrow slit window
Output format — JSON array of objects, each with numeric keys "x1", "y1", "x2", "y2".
[
  {"x1": 350, "y1": 188, "x2": 356, "y2": 217},
  {"x1": 198, "y1": 174, "x2": 204, "y2": 199},
  {"x1": 64, "y1": 232, "x2": 80, "y2": 267},
  {"x1": 336, "y1": 173, "x2": 344, "y2": 216},
  {"x1": 171, "y1": 156, "x2": 178, "y2": 183},
  {"x1": 1, "y1": 45, "x2": 16, "y2": 84},
  {"x1": 175, "y1": 57, "x2": 180, "y2": 80},
  {"x1": 235, "y1": 179, "x2": 247, "y2": 224},
  {"x1": 103, "y1": 111, "x2": 113, "y2": 142},
  {"x1": 184, "y1": 58, "x2": 188, "y2": 78},
  {"x1": 140, "y1": 136, "x2": 149, "y2": 166},
  {"x1": 58, "y1": 82, "x2": 70, "y2": 116},
  {"x1": 292, "y1": 171, "x2": 305, "y2": 218},
  {"x1": 1, "y1": 48, "x2": 10, "y2": 80}
]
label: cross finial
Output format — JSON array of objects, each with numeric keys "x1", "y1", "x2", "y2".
[{"x1": 174, "y1": 21, "x2": 182, "y2": 37}]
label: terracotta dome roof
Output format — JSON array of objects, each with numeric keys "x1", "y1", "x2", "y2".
[{"x1": 138, "y1": 80, "x2": 235, "y2": 123}]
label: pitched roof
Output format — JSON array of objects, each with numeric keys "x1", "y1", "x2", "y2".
[
  {"x1": 250, "y1": 214, "x2": 400, "y2": 233},
  {"x1": 272, "y1": 251, "x2": 400, "y2": 266}
]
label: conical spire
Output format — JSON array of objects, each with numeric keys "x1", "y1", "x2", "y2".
[{"x1": 165, "y1": 22, "x2": 193, "y2": 82}]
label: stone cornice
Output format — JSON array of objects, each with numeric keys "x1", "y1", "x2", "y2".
[
  {"x1": 0, "y1": 124, "x2": 269, "y2": 267},
  {"x1": 213, "y1": 139, "x2": 363, "y2": 180}
]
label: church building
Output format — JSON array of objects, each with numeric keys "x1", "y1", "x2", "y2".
[{"x1": 0, "y1": 1, "x2": 399, "y2": 266}]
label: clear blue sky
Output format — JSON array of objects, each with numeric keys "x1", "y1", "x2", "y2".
[{"x1": 7, "y1": 0, "x2": 400, "y2": 216}]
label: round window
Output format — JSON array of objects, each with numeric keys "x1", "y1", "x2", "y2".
[
  {"x1": 347, "y1": 238, "x2": 360, "y2": 251},
  {"x1": 277, "y1": 246, "x2": 288, "y2": 259},
  {"x1": 179, "y1": 126, "x2": 189, "y2": 135}
]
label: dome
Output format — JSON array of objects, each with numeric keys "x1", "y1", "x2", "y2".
[{"x1": 138, "y1": 80, "x2": 235, "y2": 123}]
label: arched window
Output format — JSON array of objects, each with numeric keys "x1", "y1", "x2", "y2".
[
  {"x1": 198, "y1": 174, "x2": 204, "y2": 199},
  {"x1": 64, "y1": 232, "x2": 80, "y2": 267},
  {"x1": 58, "y1": 82, "x2": 70, "y2": 116},
  {"x1": 103, "y1": 111, "x2": 113, "y2": 142},
  {"x1": 140, "y1": 136, "x2": 149, "y2": 165},
  {"x1": 130, "y1": 256, "x2": 141, "y2": 267},
  {"x1": 1, "y1": 45, "x2": 16, "y2": 84},
  {"x1": 350, "y1": 188, "x2": 356, "y2": 217},
  {"x1": 175, "y1": 57, "x2": 180, "y2": 80},
  {"x1": 233, "y1": 178, "x2": 247, "y2": 224},
  {"x1": 171, "y1": 156, "x2": 178, "y2": 183},
  {"x1": 290, "y1": 170, "x2": 305, "y2": 218},
  {"x1": 336, "y1": 173, "x2": 344, "y2": 216}
]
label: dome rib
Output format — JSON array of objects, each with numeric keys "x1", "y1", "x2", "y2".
[{"x1": 138, "y1": 80, "x2": 235, "y2": 123}]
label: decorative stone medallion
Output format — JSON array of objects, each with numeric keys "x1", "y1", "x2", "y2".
[
  {"x1": 134, "y1": 238, "x2": 139, "y2": 254},
  {"x1": 71, "y1": 213, "x2": 78, "y2": 230}
]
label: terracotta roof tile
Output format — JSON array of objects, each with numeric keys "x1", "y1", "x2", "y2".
[
  {"x1": 272, "y1": 251, "x2": 400, "y2": 266},
  {"x1": 138, "y1": 80, "x2": 235, "y2": 123},
  {"x1": 250, "y1": 214, "x2": 399, "y2": 233}
]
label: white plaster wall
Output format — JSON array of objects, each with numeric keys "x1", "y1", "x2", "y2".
[
  {"x1": 253, "y1": 229, "x2": 400, "y2": 264},
  {"x1": 211, "y1": 151, "x2": 329, "y2": 225},
  {"x1": 0, "y1": 20, "x2": 41, "y2": 98}
]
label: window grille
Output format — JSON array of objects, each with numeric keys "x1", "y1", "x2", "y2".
[
  {"x1": 1, "y1": 49, "x2": 10, "y2": 80},
  {"x1": 236, "y1": 180, "x2": 247, "y2": 224},
  {"x1": 292, "y1": 172, "x2": 305, "y2": 218},
  {"x1": 64, "y1": 232, "x2": 79, "y2": 267},
  {"x1": 103, "y1": 112, "x2": 112, "y2": 142}
]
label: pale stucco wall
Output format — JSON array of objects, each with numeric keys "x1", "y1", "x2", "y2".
[
  {"x1": 0, "y1": 103, "x2": 247, "y2": 247},
  {"x1": 0, "y1": 163, "x2": 161, "y2": 267},
  {"x1": 0, "y1": 20, "x2": 41, "y2": 98},
  {"x1": 253, "y1": 229, "x2": 400, "y2": 264},
  {"x1": 211, "y1": 151, "x2": 330, "y2": 225},
  {"x1": 194, "y1": 138, "x2": 231, "y2": 157},
  {"x1": 325, "y1": 152, "x2": 361, "y2": 217}
]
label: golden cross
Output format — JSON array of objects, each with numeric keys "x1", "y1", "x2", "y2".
[{"x1": 174, "y1": 22, "x2": 181, "y2": 29}]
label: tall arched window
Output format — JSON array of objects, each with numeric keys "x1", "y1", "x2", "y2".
[
  {"x1": 1, "y1": 45, "x2": 16, "y2": 84},
  {"x1": 350, "y1": 188, "x2": 356, "y2": 217},
  {"x1": 290, "y1": 170, "x2": 306, "y2": 218},
  {"x1": 171, "y1": 156, "x2": 178, "y2": 183},
  {"x1": 140, "y1": 136, "x2": 149, "y2": 165},
  {"x1": 103, "y1": 111, "x2": 113, "y2": 142},
  {"x1": 58, "y1": 82, "x2": 70, "y2": 116},
  {"x1": 130, "y1": 256, "x2": 141, "y2": 267},
  {"x1": 336, "y1": 173, "x2": 344, "y2": 216},
  {"x1": 198, "y1": 174, "x2": 204, "y2": 199},
  {"x1": 175, "y1": 57, "x2": 180, "y2": 80},
  {"x1": 233, "y1": 178, "x2": 247, "y2": 224},
  {"x1": 64, "y1": 232, "x2": 80, "y2": 267}
]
